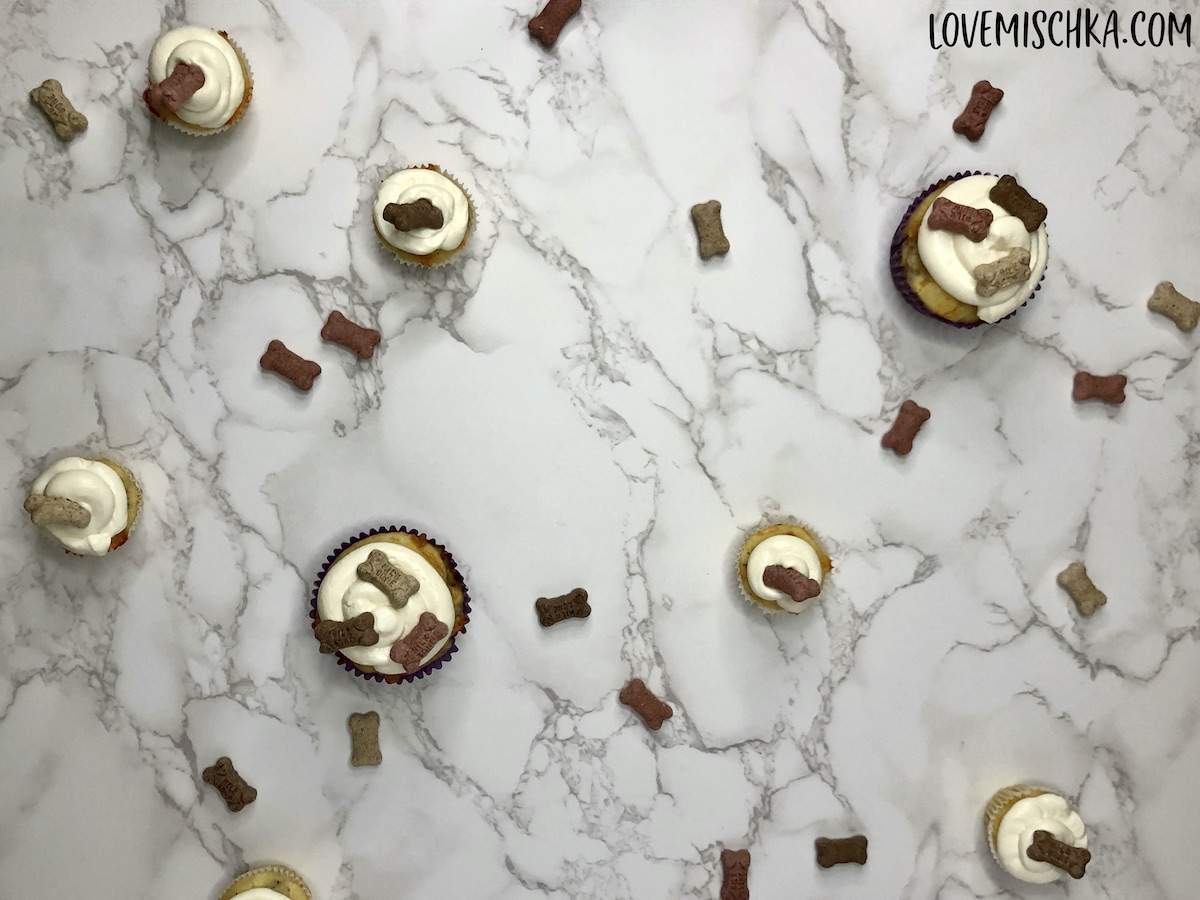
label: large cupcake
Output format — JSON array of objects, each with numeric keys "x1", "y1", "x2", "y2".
[
  {"x1": 890, "y1": 173, "x2": 1048, "y2": 327},
  {"x1": 983, "y1": 784, "x2": 1091, "y2": 884},
  {"x1": 372, "y1": 165, "x2": 474, "y2": 267},
  {"x1": 218, "y1": 865, "x2": 311, "y2": 900},
  {"x1": 144, "y1": 26, "x2": 252, "y2": 135},
  {"x1": 737, "y1": 522, "x2": 832, "y2": 614},
  {"x1": 24, "y1": 456, "x2": 140, "y2": 556}
]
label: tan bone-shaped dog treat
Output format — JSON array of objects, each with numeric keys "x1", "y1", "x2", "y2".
[
  {"x1": 382, "y1": 198, "x2": 444, "y2": 231},
  {"x1": 314, "y1": 612, "x2": 379, "y2": 654},
  {"x1": 1148, "y1": 281, "x2": 1200, "y2": 332},
  {"x1": 260, "y1": 340, "x2": 321, "y2": 392},
  {"x1": 30, "y1": 79, "x2": 87, "y2": 141},
  {"x1": 535, "y1": 587, "x2": 591, "y2": 627},
  {"x1": 691, "y1": 200, "x2": 731, "y2": 259},
  {"x1": 973, "y1": 247, "x2": 1031, "y2": 297},
  {"x1": 881, "y1": 399, "x2": 931, "y2": 457},
  {"x1": 321, "y1": 311, "x2": 381, "y2": 359},
  {"x1": 619, "y1": 678, "x2": 673, "y2": 731},
  {"x1": 926, "y1": 197, "x2": 993, "y2": 242},
  {"x1": 989, "y1": 174, "x2": 1047, "y2": 232},
  {"x1": 1072, "y1": 371, "x2": 1126, "y2": 405},
  {"x1": 202, "y1": 757, "x2": 257, "y2": 812},
  {"x1": 389, "y1": 611, "x2": 449, "y2": 673},
  {"x1": 815, "y1": 835, "x2": 869, "y2": 868},
  {"x1": 719, "y1": 849, "x2": 751, "y2": 900},
  {"x1": 953, "y1": 80, "x2": 1004, "y2": 142},
  {"x1": 356, "y1": 549, "x2": 420, "y2": 608},
  {"x1": 1027, "y1": 829, "x2": 1091, "y2": 879},
  {"x1": 24, "y1": 494, "x2": 91, "y2": 528},
  {"x1": 762, "y1": 564, "x2": 821, "y2": 605},
  {"x1": 348, "y1": 711, "x2": 382, "y2": 767},
  {"x1": 1056, "y1": 561, "x2": 1107, "y2": 617}
]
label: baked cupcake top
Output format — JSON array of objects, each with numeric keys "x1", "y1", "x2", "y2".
[
  {"x1": 996, "y1": 792, "x2": 1088, "y2": 884},
  {"x1": 26, "y1": 457, "x2": 128, "y2": 556},
  {"x1": 373, "y1": 168, "x2": 470, "y2": 256},
  {"x1": 148, "y1": 26, "x2": 245, "y2": 128}
]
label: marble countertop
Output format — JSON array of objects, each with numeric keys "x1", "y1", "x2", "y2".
[{"x1": 2, "y1": 1, "x2": 1198, "y2": 897}]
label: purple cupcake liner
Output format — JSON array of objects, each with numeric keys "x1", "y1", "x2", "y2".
[
  {"x1": 888, "y1": 170, "x2": 1045, "y2": 330},
  {"x1": 310, "y1": 525, "x2": 471, "y2": 685}
]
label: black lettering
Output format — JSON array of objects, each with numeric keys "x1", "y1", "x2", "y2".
[
  {"x1": 1048, "y1": 10, "x2": 1064, "y2": 46},
  {"x1": 980, "y1": 13, "x2": 993, "y2": 46},
  {"x1": 996, "y1": 12, "x2": 1020, "y2": 46},
  {"x1": 1032, "y1": 10, "x2": 1047, "y2": 49},
  {"x1": 963, "y1": 11, "x2": 979, "y2": 47},
  {"x1": 1131, "y1": 10, "x2": 1147, "y2": 46},
  {"x1": 943, "y1": 13, "x2": 960, "y2": 47},
  {"x1": 1149, "y1": 11, "x2": 1165, "y2": 46},
  {"x1": 1066, "y1": 9, "x2": 1082, "y2": 47},
  {"x1": 929, "y1": 13, "x2": 941, "y2": 49},
  {"x1": 1102, "y1": 11, "x2": 1118, "y2": 47},
  {"x1": 1168, "y1": 13, "x2": 1192, "y2": 47}
]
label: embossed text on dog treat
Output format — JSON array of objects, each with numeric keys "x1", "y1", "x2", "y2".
[
  {"x1": 1027, "y1": 829, "x2": 1091, "y2": 879},
  {"x1": 389, "y1": 611, "x2": 449, "y2": 673},
  {"x1": 357, "y1": 549, "x2": 419, "y2": 608},
  {"x1": 973, "y1": 247, "x2": 1031, "y2": 297},
  {"x1": 348, "y1": 711, "x2": 382, "y2": 767},
  {"x1": 145, "y1": 61, "x2": 205, "y2": 116},
  {"x1": 881, "y1": 400, "x2": 931, "y2": 457},
  {"x1": 691, "y1": 200, "x2": 731, "y2": 260},
  {"x1": 619, "y1": 678, "x2": 673, "y2": 731},
  {"x1": 762, "y1": 564, "x2": 820, "y2": 605},
  {"x1": 23, "y1": 494, "x2": 91, "y2": 528},
  {"x1": 815, "y1": 835, "x2": 869, "y2": 868},
  {"x1": 202, "y1": 757, "x2": 257, "y2": 812},
  {"x1": 30, "y1": 79, "x2": 88, "y2": 141},
  {"x1": 535, "y1": 587, "x2": 591, "y2": 627},
  {"x1": 953, "y1": 80, "x2": 1003, "y2": 142},
  {"x1": 719, "y1": 849, "x2": 751, "y2": 900},
  {"x1": 1072, "y1": 371, "x2": 1126, "y2": 405},
  {"x1": 260, "y1": 340, "x2": 321, "y2": 392},
  {"x1": 321, "y1": 311, "x2": 381, "y2": 359},
  {"x1": 1056, "y1": 561, "x2": 1107, "y2": 617},
  {"x1": 382, "y1": 198, "x2": 444, "y2": 231},
  {"x1": 926, "y1": 197, "x2": 993, "y2": 242},
  {"x1": 315, "y1": 612, "x2": 379, "y2": 654},
  {"x1": 528, "y1": 0, "x2": 581, "y2": 48},
  {"x1": 1148, "y1": 281, "x2": 1200, "y2": 332},
  {"x1": 989, "y1": 174, "x2": 1047, "y2": 232}
]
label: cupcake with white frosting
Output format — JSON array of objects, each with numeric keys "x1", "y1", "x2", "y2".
[
  {"x1": 372, "y1": 165, "x2": 474, "y2": 267},
  {"x1": 984, "y1": 784, "x2": 1091, "y2": 884},
  {"x1": 736, "y1": 522, "x2": 832, "y2": 614},
  {"x1": 24, "y1": 456, "x2": 141, "y2": 556},
  {"x1": 218, "y1": 864, "x2": 311, "y2": 900},
  {"x1": 144, "y1": 25, "x2": 252, "y2": 135}
]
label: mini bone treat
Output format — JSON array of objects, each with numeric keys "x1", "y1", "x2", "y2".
[
  {"x1": 762, "y1": 564, "x2": 821, "y2": 605},
  {"x1": 348, "y1": 711, "x2": 382, "y2": 767},
  {"x1": 356, "y1": 549, "x2": 419, "y2": 608},
  {"x1": 691, "y1": 200, "x2": 731, "y2": 260},
  {"x1": 719, "y1": 849, "x2": 751, "y2": 900},
  {"x1": 1072, "y1": 371, "x2": 1126, "y2": 406},
  {"x1": 314, "y1": 612, "x2": 380, "y2": 654},
  {"x1": 23, "y1": 494, "x2": 90, "y2": 528},
  {"x1": 321, "y1": 311, "x2": 381, "y2": 359},
  {"x1": 973, "y1": 247, "x2": 1031, "y2": 297},
  {"x1": 1056, "y1": 561, "x2": 1107, "y2": 617},
  {"x1": 382, "y1": 198, "x2": 444, "y2": 231},
  {"x1": 619, "y1": 678, "x2": 673, "y2": 731},
  {"x1": 1027, "y1": 829, "x2": 1091, "y2": 879},
  {"x1": 389, "y1": 611, "x2": 449, "y2": 673},
  {"x1": 1148, "y1": 281, "x2": 1200, "y2": 332},
  {"x1": 202, "y1": 757, "x2": 257, "y2": 812},
  {"x1": 535, "y1": 587, "x2": 592, "y2": 627},
  {"x1": 926, "y1": 197, "x2": 993, "y2": 242},
  {"x1": 989, "y1": 174, "x2": 1047, "y2": 232},
  {"x1": 952, "y1": 80, "x2": 1004, "y2": 142},
  {"x1": 259, "y1": 340, "x2": 321, "y2": 392},
  {"x1": 144, "y1": 61, "x2": 205, "y2": 117},
  {"x1": 815, "y1": 835, "x2": 869, "y2": 868},
  {"x1": 528, "y1": 0, "x2": 582, "y2": 48},
  {"x1": 881, "y1": 399, "x2": 931, "y2": 457},
  {"x1": 29, "y1": 78, "x2": 88, "y2": 141}
]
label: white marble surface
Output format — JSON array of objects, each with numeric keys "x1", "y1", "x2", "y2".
[{"x1": 1, "y1": 1, "x2": 1198, "y2": 897}]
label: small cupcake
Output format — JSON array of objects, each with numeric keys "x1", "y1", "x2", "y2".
[
  {"x1": 984, "y1": 784, "x2": 1091, "y2": 884},
  {"x1": 24, "y1": 456, "x2": 141, "y2": 556},
  {"x1": 218, "y1": 864, "x2": 311, "y2": 900},
  {"x1": 372, "y1": 164, "x2": 474, "y2": 267},
  {"x1": 737, "y1": 522, "x2": 832, "y2": 613},
  {"x1": 144, "y1": 26, "x2": 252, "y2": 135},
  {"x1": 311, "y1": 526, "x2": 470, "y2": 683},
  {"x1": 890, "y1": 172, "x2": 1048, "y2": 327}
]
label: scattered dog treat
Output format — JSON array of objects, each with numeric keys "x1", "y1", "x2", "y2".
[
  {"x1": 719, "y1": 849, "x2": 751, "y2": 900},
  {"x1": 619, "y1": 678, "x2": 673, "y2": 731},
  {"x1": 528, "y1": 0, "x2": 582, "y2": 48},
  {"x1": 202, "y1": 757, "x2": 257, "y2": 812},
  {"x1": 144, "y1": 61, "x2": 205, "y2": 117},
  {"x1": 382, "y1": 198, "x2": 444, "y2": 231},
  {"x1": 389, "y1": 611, "x2": 449, "y2": 673},
  {"x1": 989, "y1": 174, "x2": 1047, "y2": 232},
  {"x1": 952, "y1": 80, "x2": 1004, "y2": 142},
  {"x1": 815, "y1": 835, "x2": 869, "y2": 868},
  {"x1": 356, "y1": 549, "x2": 419, "y2": 608},
  {"x1": 314, "y1": 612, "x2": 379, "y2": 654},
  {"x1": 259, "y1": 340, "x2": 321, "y2": 392},
  {"x1": 973, "y1": 247, "x2": 1031, "y2": 297},
  {"x1": 321, "y1": 311, "x2": 381, "y2": 359},
  {"x1": 348, "y1": 711, "x2": 382, "y2": 767},
  {"x1": 1148, "y1": 281, "x2": 1199, "y2": 332},
  {"x1": 29, "y1": 79, "x2": 88, "y2": 141},
  {"x1": 535, "y1": 587, "x2": 591, "y2": 627},
  {"x1": 1027, "y1": 829, "x2": 1091, "y2": 879},
  {"x1": 23, "y1": 494, "x2": 90, "y2": 528},
  {"x1": 762, "y1": 564, "x2": 821, "y2": 605},
  {"x1": 881, "y1": 400, "x2": 931, "y2": 457},
  {"x1": 926, "y1": 197, "x2": 993, "y2": 242},
  {"x1": 1056, "y1": 561, "x2": 1107, "y2": 617},
  {"x1": 1072, "y1": 371, "x2": 1126, "y2": 406},
  {"x1": 691, "y1": 200, "x2": 731, "y2": 260}
]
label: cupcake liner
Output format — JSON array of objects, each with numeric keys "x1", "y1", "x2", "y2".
[
  {"x1": 147, "y1": 30, "x2": 253, "y2": 137},
  {"x1": 888, "y1": 171, "x2": 1045, "y2": 330},
  {"x1": 734, "y1": 519, "x2": 833, "y2": 615},
  {"x1": 219, "y1": 864, "x2": 311, "y2": 900},
  {"x1": 310, "y1": 525, "x2": 472, "y2": 685},
  {"x1": 983, "y1": 783, "x2": 1051, "y2": 863},
  {"x1": 373, "y1": 164, "x2": 476, "y2": 269}
]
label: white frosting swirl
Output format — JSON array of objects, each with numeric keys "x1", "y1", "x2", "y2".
[
  {"x1": 149, "y1": 26, "x2": 245, "y2": 128},
  {"x1": 373, "y1": 169, "x2": 470, "y2": 256},
  {"x1": 996, "y1": 793, "x2": 1088, "y2": 884},
  {"x1": 746, "y1": 535, "x2": 823, "y2": 612},
  {"x1": 917, "y1": 174, "x2": 1048, "y2": 323},
  {"x1": 233, "y1": 891, "x2": 287, "y2": 900},
  {"x1": 317, "y1": 542, "x2": 455, "y2": 675},
  {"x1": 29, "y1": 457, "x2": 129, "y2": 557}
]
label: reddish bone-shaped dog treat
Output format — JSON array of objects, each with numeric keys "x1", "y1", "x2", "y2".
[
  {"x1": 953, "y1": 80, "x2": 1004, "y2": 142},
  {"x1": 881, "y1": 400, "x2": 931, "y2": 456},
  {"x1": 1026, "y1": 830, "x2": 1091, "y2": 879},
  {"x1": 719, "y1": 849, "x2": 751, "y2": 900},
  {"x1": 535, "y1": 587, "x2": 591, "y2": 627},
  {"x1": 762, "y1": 564, "x2": 820, "y2": 605},
  {"x1": 528, "y1": 0, "x2": 582, "y2": 48},
  {"x1": 815, "y1": 835, "x2": 869, "y2": 868},
  {"x1": 259, "y1": 340, "x2": 321, "y2": 391},
  {"x1": 926, "y1": 197, "x2": 993, "y2": 242},
  {"x1": 619, "y1": 678, "x2": 673, "y2": 731},
  {"x1": 202, "y1": 757, "x2": 257, "y2": 812},
  {"x1": 321, "y1": 311, "x2": 381, "y2": 359},
  {"x1": 389, "y1": 611, "x2": 449, "y2": 673},
  {"x1": 144, "y1": 61, "x2": 206, "y2": 117},
  {"x1": 1072, "y1": 372, "x2": 1126, "y2": 405}
]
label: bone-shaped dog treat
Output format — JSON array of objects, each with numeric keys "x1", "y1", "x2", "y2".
[
  {"x1": 23, "y1": 494, "x2": 91, "y2": 528},
  {"x1": 535, "y1": 587, "x2": 591, "y2": 627},
  {"x1": 719, "y1": 849, "x2": 751, "y2": 900},
  {"x1": 989, "y1": 174, "x2": 1047, "y2": 232},
  {"x1": 1056, "y1": 561, "x2": 1107, "y2": 617},
  {"x1": 926, "y1": 197, "x2": 993, "y2": 242},
  {"x1": 259, "y1": 340, "x2": 321, "y2": 392},
  {"x1": 619, "y1": 678, "x2": 673, "y2": 731},
  {"x1": 815, "y1": 835, "x2": 869, "y2": 868},
  {"x1": 528, "y1": 0, "x2": 582, "y2": 48},
  {"x1": 762, "y1": 564, "x2": 821, "y2": 605},
  {"x1": 1027, "y1": 829, "x2": 1091, "y2": 879},
  {"x1": 29, "y1": 79, "x2": 87, "y2": 141},
  {"x1": 202, "y1": 757, "x2": 257, "y2": 812},
  {"x1": 973, "y1": 247, "x2": 1031, "y2": 297},
  {"x1": 691, "y1": 200, "x2": 731, "y2": 260},
  {"x1": 1148, "y1": 281, "x2": 1200, "y2": 332},
  {"x1": 389, "y1": 611, "x2": 450, "y2": 673},
  {"x1": 144, "y1": 61, "x2": 206, "y2": 117},
  {"x1": 952, "y1": 80, "x2": 1004, "y2": 142},
  {"x1": 348, "y1": 711, "x2": 382, "y2": 767},
  {"x1": 881, "y1": 399, "x2": 931, "y2": 457},
  {"x1": 357, "y1": 549, "x2": 419, "y2": 608},
  {"x1": 1072, "y1": 371, "x2": 1126, "y2": 405},
  {"x1": 321, "y1": 311, "x2": 381, "y2": 359},
  {"x1": 382, "y1": 198, "x2": 444, "y2": 232},
  {"x1": 314, "y1": 612, "x2": 380, "y2": 654}
]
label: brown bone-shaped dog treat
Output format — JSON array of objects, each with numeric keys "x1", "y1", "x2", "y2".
[
  {"x1": 528, "y1": 0, "x2": 582, "y2": 48},
  {"x1": 357, "y1": 549, "x2": 419, "y2": 608},
  {"x1": 952, "y1": 80, "x2": 1004, "y2": 142},
  {"x1": 382, "y1": 198, "x2": 444, "y2": 231},
  {"x1": 259, "y1": 340, "x2": 321, "y2": 392},
  {"x1": 926, "y1": 197, "x2": 993, "y2": 242},
  {"x1": 619, "y1": 678, "x2": 673, "y2": 731},
  {"x1": 389, "y1": 611, "x2": 449, "y2": 673},
  {"x1": 1148, "y1": 281, "x2": 1200, "y2": 332},
  {"x1": 815, "y1": 835, "x2": 869, "y2": 868},
  {"x1": 973, "y1": 247, "x2": 1031, "y2": 297},
  {"x1": 691, "y1": 200, "x2": 731, "y2": 259},
  {"x1": 989, "y1": 174, "x2": 1047, "y2": 232},
  {"x1": 202, "y1": 757, "x2": 257, "y2": 812},
  {"x1": 762, "y1": 564, "x2": 821, "y2": 605},
  {"x1": 314, "y1": 612, "x2": 380, "y2": 654},
  {"x1": 535, "y1": 587, "x2": 591, "y2": 627},
  {"x1": 144, "y1": 61, "x2": 206, "y2": 117},
  {"x1": 1056, "y1": 561, "x2": 1107, "y2": 617},
  {"x1": 30, "y1": 79, "x2": 88, "y2": 141},
  {"x1": 1027, "y1": 829, "x2": 1091, "y2": 879},
  {"x1": 881, "y1": 399, "x2": 931, "y2": 457},
  {"x1": 348, "y1": 711, "x2": 382, "y2": 767},
  {"x1": 321, "y1": 311, "x2": 381, "y2": 359},
  {"x1": 719, "y1": 849, "x2": 750, "y2": 900},
  {"x1": 24, "y1": 494, "x2": 91, "y2": 528},
  {"x1": 1072, "y1": 371, "x2": 1126, "y2": 405}
]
